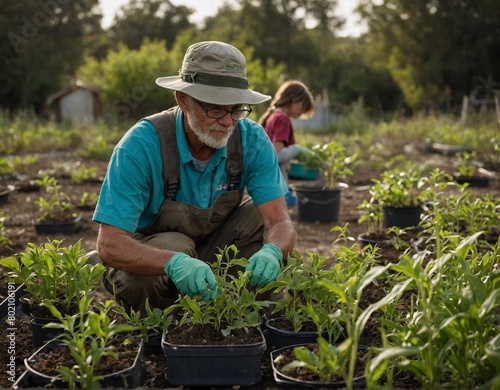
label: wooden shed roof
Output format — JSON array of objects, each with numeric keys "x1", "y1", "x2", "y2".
[{"x1": 49, "y1": 81, "x2": 100, "y2": 103}]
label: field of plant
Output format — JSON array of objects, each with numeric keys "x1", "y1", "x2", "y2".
[{"x1": 0, "y1": 111, "x2": 499, "y2": 389}]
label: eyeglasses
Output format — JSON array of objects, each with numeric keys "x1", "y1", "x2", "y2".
[{"x1": 192, "y1": 98, "x2": 252, "y2": 121}]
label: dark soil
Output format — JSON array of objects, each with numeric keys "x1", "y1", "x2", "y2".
[
  {"x1": 0, "y1": 148, "x2": 499, "y2": 389},
  {"x1": 164, "y1": 323, "x2": 263, "y2": 345},
  {"x1": 29, "y1": 337, "x2": 140, "y2": 377},
  {"x1": 272, "y1": 343, "x2": 366, "y2": 383}
]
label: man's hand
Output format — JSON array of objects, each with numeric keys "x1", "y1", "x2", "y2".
[
  {"x1": 245, "y1": 244, "x2": 283, "y2": 287},
  {"x1": 164, "y1": 253, "x2": 218, "y2": 300}
]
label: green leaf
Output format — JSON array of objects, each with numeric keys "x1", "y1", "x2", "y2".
[
  {"x1": 0, "y1": 256, "x2": 20, "y2": 271},
  {"x1": 369, "y1": 346, "x2": 420, "y2": 373}
]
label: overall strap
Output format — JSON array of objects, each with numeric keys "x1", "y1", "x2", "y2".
[
  {"x1": 144, "y1": 107, "x2": 179, "y2": 200},
  {"x1": 226, "y1": 124, "x2": 243, "y2": 190},
  {"x1": 144, "y1": 106, "x2": 244, "y2": 198}
]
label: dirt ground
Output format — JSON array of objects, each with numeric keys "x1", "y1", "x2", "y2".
[{"x1": 0, "y1": 152, "x2": 376, "y2": 263}]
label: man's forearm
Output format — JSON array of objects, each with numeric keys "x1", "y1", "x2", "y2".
[
  {"x1": 264, "y1": 220, "x2": 296, "y2": 257},
  {"x1": 97, "y1": 227, "x2": 174, "y2": 275}
]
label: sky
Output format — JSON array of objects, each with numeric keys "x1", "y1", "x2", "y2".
[{"x1": 99, "y1": 0, "x2": 363, "y2": 37}]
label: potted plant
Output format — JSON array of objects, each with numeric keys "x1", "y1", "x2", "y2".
[
  {"x1": 361, "y1": 164, "x2": 450, "y2": 231},
  {"x1": 294, "y1": 141, "x2": 357, "y2": 223},
  {"x1": 357, "y1": 168, "x2": 452, "y2": 257},
  {"x1": 271, "y1": 239, "x2": 412, "y2": 390},
  {"x1": 161, "y1": 245, "x2": 268, "y2": 387},
  {"x1": 356, "y1": 196, "x2": 419, "y2": 262},
  {"x1": 33, "y1": 175, "x2": 82, "y2": 234},
  {"x1": 453, "y1": 151, "x2": 490, "y2": 187},
  {"x1": 114, "y1": 298, "x2": 173, "y2": 355},
  {"x1": 23, "y1": 297, "x2": 143, "y2": 389},
  {"x1": 271, "y1": 339, "x2": 368, "y2": 389},
  {"x1": 0, "y1": 240, "x2": 106, "y2": 345},
  {"x1": 260, "y1": 250, "x2": 344, "y2": 348}
]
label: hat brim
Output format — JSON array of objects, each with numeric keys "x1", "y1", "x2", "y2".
[{"x1": 156, "y1": 76, "x2": 271, "y2": 105}]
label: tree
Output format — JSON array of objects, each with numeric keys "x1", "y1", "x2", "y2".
[
  {"x1": 357, "y1": 0, "x2": 500, "y2": 112},
  {"x1": 108, "y1": 0, "x2": 194, "y2": 50},
  {"x1": 0, "y1": 0, "x2": 102, "y2": 113},
  {"x1": 77, "y1": 39, "x2": 178, "y2": 120}
]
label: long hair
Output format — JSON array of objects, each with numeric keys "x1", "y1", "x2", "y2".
[{"x1": 258, "y1": 80, "x2": 314, "y2": 127}]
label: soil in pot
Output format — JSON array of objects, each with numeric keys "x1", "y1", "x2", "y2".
[
  {"x1": 29, "y1": 301, "x2": 80, "y2": 346},
  {"x1": 271, "y1": 343, "x2": 367, "y2": 388},
  {"x1": 358, "y1": 229, "x2": 426, "y2": 264},
  {"x1": 25, "y1": 337, "x2": 143, "y2": 388}
]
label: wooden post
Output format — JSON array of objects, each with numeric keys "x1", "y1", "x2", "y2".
[{"x1": 460, "y1": 95, "x2": 469, "y2": 125}]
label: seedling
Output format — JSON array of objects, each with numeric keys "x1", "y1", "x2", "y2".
[
  {"x1": 456, "y1": 151, "x2": 479, "y2": 177},
  {"x1": 0, "y1": 212, "x2": 12, "y2": 252},
  {"x1": 34, "y1": 175, "x2": 76, "y2": 222},
  {"x1": 71, "y1": 163, "x2": 97, "y2": 184},
  {"x1": 45, "y1": 297, "x2": 139, "y2": 389},
  {"x1": 166, "y1": 245, "x2": 269, "y2": 337},
  {"x1": 311, "y1": 141, "x2": 358, "y2": 188},
  {"x1": 114, "y1": 298, "x2": 173, "y2": 342}
]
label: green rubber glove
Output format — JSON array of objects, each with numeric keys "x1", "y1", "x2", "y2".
[
  {"x1": 245, "y1": 244, "x2": 283, "y2": 288},
  {"x1": 164, "y1": 253, "x2": 219, "y2": 300},
  {"x1": 295, "y1": 145, "x2": 313, "y2": 155}
]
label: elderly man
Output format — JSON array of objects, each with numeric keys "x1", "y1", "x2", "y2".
[{"x1": 93, "y1": 41, "x2": 295, "y2": 313}]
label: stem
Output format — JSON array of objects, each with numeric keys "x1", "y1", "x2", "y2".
[{"x1": 346, "y1": 296, "x2": 359, "y2": 390}]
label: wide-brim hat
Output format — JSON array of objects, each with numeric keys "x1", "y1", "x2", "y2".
[{"x1": 156, "y1": 41, "x2": 271, "y2": 105}]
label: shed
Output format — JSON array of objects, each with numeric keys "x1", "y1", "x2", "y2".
[{"x1": 49, "y1": 82, "x2": 101, "y2": 123}]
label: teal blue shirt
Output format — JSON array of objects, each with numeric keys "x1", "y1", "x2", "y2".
[{"x1": 93, "y1": 110, "x2": 287, "y2": 233}]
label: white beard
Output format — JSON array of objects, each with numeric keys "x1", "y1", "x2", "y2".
[{"x1": 186, "y1": 101, "x2": 235, "y2": 149}]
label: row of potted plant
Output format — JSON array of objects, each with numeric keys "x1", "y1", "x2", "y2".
[
  {"x1": 291, "y1": 139, "x2": 492, "y2": 227},
  {"x1": 0, "y1": 154, "x2": 100, "y2": 237}
]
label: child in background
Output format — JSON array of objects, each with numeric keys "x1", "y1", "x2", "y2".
[{"x1": 258, "y1": 80, "x2": 315, "y2": 206}]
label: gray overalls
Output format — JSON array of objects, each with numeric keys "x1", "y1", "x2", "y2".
[{"x1": 105, "y1": 107, "x2": 265, "y2": 314}]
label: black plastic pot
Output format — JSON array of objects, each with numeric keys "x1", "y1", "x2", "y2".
[
  {"x1": 19, "y1": 295, "x2": 34, "y2": 315},
  {"x1": 0, "y1": 188, "x2": 12, "y2": 203},
  {"x1": 161, "y1": 327, "x2": 266, "y2": 386},
  {"x1": 271, "y1": 343, "x2": 367, "y2": 389},
  {"x1": 265, "y1": 317, "x2": 330, "y2": 349},
  {"x1": 454, "y1": 176, "x2": 490, "y2": 187},
  {"x1": 143, "y1": 332, "x2": 162, "y2": 355},
  {"x1": 22, "y1": 339, "x2": 144, "y2": 388},
  {"x1": 0, "y1": 283, "x2": 25, "y2": 320},
  {"x1": 33, "y1": 215, "x2": 83, "y2": 235},
  {"x1": 383, "y1": 205, "x2": 422, "y2": 229},
  {"x1": 30, "y1": 314, "x2": 64, "y2": 347},
  {"x1": 295, "y1": 186, "x2": 346, "y2": 223}
]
